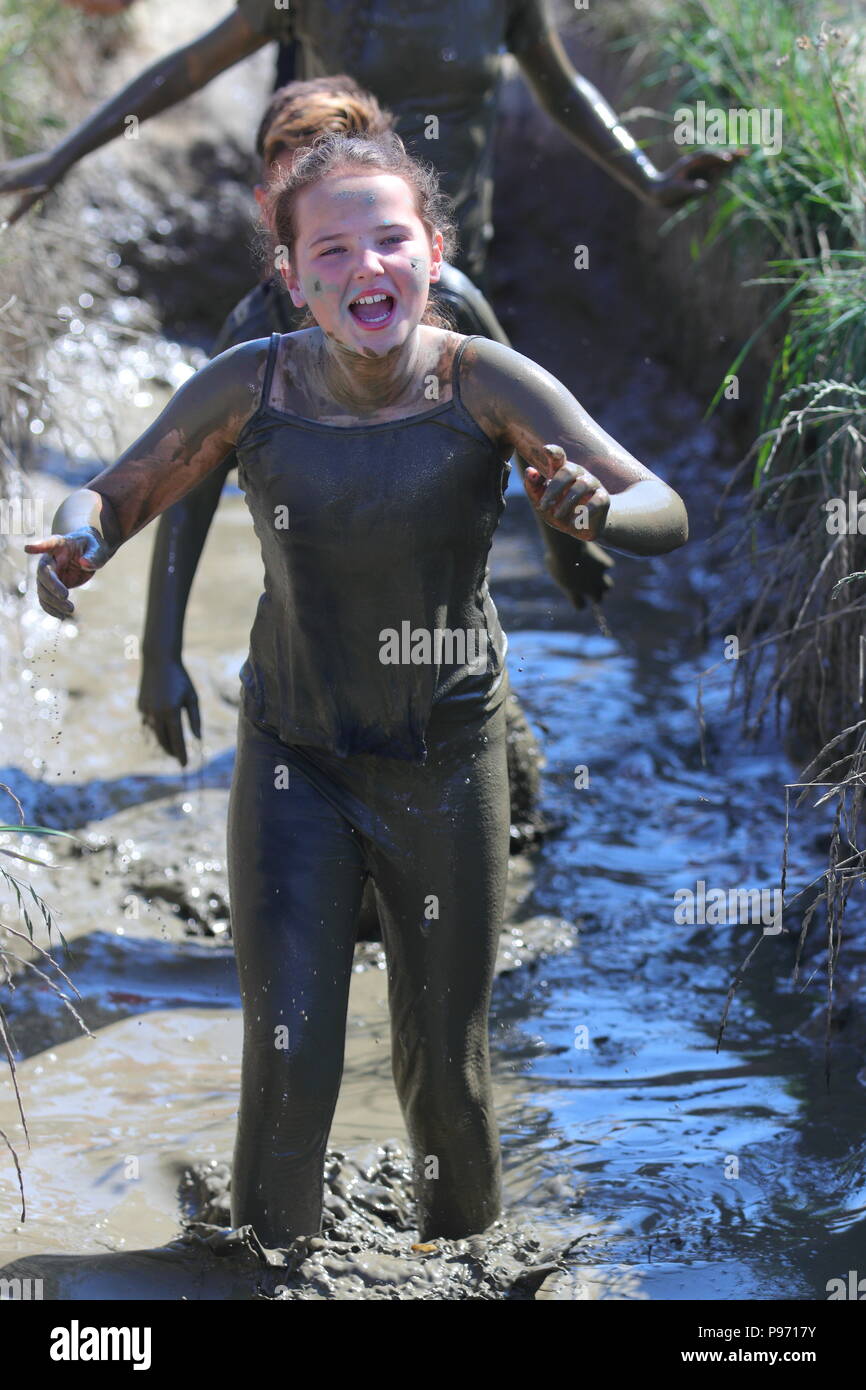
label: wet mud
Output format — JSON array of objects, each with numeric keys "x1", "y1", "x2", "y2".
[{"x1": 1, "y1": 1145, "x2": 581, "y2": 1301}]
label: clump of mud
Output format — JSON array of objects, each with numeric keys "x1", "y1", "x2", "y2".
[{"x1": 178, "y1": 1146, "x2": 582, "y2": 1301}]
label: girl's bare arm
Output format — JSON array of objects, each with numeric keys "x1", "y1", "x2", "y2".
[
  {"x1": 459, "y1": 336, "x2": 688, "y2": 557},
  {"x1": 25, "y1": 340, "x2": 269, "y2": 615}
]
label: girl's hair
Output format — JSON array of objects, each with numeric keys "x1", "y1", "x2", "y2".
[
  {"x1": 255, "y1": 75, "x2": 394, "y2": 170},
  {"x1": 262, "y1": 130, "x2": 459, "y2": 331}
]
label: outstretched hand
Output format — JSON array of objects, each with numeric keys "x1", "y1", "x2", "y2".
[
  {"x1": 523, "y1": 445, "x2": 610, "y2": 541},
  {"x1": 23, "y1": 526, "x2": 111, "y2": 618},
  {"x1": 0, "y1": 152, "x2": 59, "y2": 228},
  {"x1": 650, "y1": 147, "x2": 748, "y2": 208}
]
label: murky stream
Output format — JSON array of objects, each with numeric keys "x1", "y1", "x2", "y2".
[
  {"x1": 2, "y1": 440, "x2": 861, "y2": 1300},
  {"x1": 1, "y1": 0, "x2": 864, "y2": 1301}
]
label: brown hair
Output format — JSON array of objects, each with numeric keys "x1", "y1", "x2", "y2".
[
  {"x1": 264, "y1": 130, "x2": 458, "y2": 331},
  {"x1": 255, "y1": 74, "x2": 394, "y2": 171}
]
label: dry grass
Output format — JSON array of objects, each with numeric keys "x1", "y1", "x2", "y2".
[
  {"x1": 0, "y1": 0, "x2": 131, "y2": 1213},
  {"x1": 0, "y1": 784, "x2": 91, "y2": 1218}
]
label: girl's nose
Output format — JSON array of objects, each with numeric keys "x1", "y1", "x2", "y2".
[{"x1": 353, "y1": 246, "x2": 386, "y2": 276}]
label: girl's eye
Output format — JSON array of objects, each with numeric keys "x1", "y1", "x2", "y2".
[{"x1": 317, "y1": 235, "x2": 405, "y2": 257}]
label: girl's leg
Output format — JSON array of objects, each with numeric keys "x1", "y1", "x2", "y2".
[
  {"x1": 226, "y1": 710, "x2": 366, "y2": 1245},
  {"x1": 368, "y1": 694, "x2": 511, "y2": 1240}
]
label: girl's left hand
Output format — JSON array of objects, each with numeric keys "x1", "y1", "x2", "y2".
[{"x1": 524, "y1": 444, "x2": 610, "y2": 541}]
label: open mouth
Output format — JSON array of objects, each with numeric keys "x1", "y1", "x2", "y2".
[{"x1": 348, "y1": 291, "x2": 396, "y2": 329}]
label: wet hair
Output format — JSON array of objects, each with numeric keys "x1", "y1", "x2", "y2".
[
  {"x1": 255, "y1": 74, "x2": 394, "y2": 171},
  {"x1": 264, "y1": 130, "x2": 459, "y2": 331}
]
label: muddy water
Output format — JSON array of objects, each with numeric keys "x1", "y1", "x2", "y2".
[
  {"x1": 2, "y1": 436, "x2": 861, "y2": 1300},
  {"x1": 1, "y1": 0, "x2": 864, "y2": 1301}
]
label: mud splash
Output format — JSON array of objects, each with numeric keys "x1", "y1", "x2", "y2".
[
  {"x1": 0, "y1": 1143, "x2": 585, "y2": 1301},
  {"x1": 179, "y1": 1150, "x2": 582, "y2": 1301}
]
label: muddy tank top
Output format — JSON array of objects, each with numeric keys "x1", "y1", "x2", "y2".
[{"x1": 234, "y1": 333, "x2": 511, "y2": 762}]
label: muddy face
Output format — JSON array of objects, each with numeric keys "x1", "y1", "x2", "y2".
[
  {"x1": 281, "y1": 171, "x2": 441, "y2": 354},
  {"x1": 275, "y1": 171, "x2": 448, "y2": 415}
]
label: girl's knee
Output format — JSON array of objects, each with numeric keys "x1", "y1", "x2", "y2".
[
  {"x1": 241, "y1": 1023, "x2": 344, "y2": 1111},
  {"x1": 395, "y1": 1051, "x2": 493, "y2": 1132}
]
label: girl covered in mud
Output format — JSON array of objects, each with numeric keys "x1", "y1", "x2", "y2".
[
  {"x1": 25, "y1": 131, "x2": 688, "y2": 1245},
  {"x1": 137, "y1": 73, "x2": 568, "y2": 787}
]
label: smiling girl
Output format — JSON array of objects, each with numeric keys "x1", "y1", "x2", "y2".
[{"x1": 26, "y1": 131, "x2": 688, "y2": 1246}]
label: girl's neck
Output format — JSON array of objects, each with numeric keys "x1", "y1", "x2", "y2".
[{"x1": 315, "y1": 327, "x2": 427, "y2": 416}]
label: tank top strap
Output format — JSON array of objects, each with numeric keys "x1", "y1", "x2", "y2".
[
  {"x1": 260, "y1": 331, "x2": 281, "y2": 411},
  {"x1": 450, "y1": 334, "x2": 481, "y2": 408}
]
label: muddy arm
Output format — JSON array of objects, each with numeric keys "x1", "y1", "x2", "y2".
[
  {"x1": 52, "y1": 341, "x2": 267, "y2": 555},
  {"x1": 30, "y1": 342, "x2": 266, "y2": 619},
  {"x1": 510, "y1": 6, "x2": 739, "y2": 207},
  {"x1": 143, "y1": 288, "x2": 280, "y2": 658},
  {"x1": 0, "y1": 10, "x2": 267, "y2": 220},
  {"x1": 136, "y1": 460, "x2": 234, "y2": 764},
  {"x1": 459, "y1": 337, "x2": 688, "y2": 557}
]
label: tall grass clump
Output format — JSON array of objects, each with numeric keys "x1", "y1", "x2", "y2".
[
  {"x1": 593, "y1": 1, "x2": 866, "y2": 723},
  {"x1": 588, "y1": 0, "x2": 866, "y2": 1056}
]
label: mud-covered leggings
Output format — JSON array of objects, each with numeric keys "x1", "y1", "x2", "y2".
[{"x1": 226, "y1": 675, "x2": 511, "y2": 1246}]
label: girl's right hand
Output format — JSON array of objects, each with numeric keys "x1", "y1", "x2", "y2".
[{"x1": 23, "y1": 526, "x2": 112, "y2": 618}]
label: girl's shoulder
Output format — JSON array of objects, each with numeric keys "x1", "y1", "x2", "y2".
[
  {"x1": 449, "y1": 335, "x2": 571, "y2": 458},
  {"x1": 182, "y1": 336, "x2": 277, "y2": 443},
  {"x1": 455, "y1": 334, "x2": 563, "y2": 406},
  {"x1": 449, "y1": 332, "x2": 527, "y2": 400}
]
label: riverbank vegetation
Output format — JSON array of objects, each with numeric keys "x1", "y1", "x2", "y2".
[
  {"x1": 591, "y1": 0, "x2": 866, "y2": 1045},
  {"x1": 1, "y1": 1, "x2": 120, "y2": 449}
]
